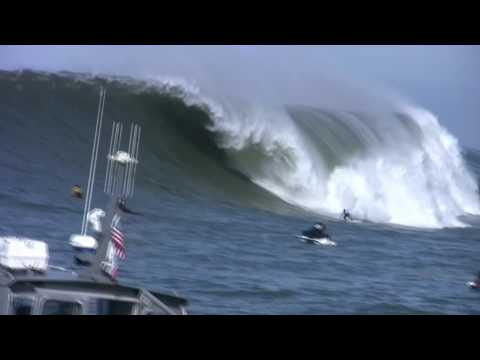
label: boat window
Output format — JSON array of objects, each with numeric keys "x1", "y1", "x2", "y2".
[
  {"x1": 42, "y1": 300, "x2": 82, "y2": 315},
  {"x1": 93, "y1": 299, "x2": 135, "y2": 315},
  {"x1": 11, "y1": 297, "x2": 34, "y2": 315}
]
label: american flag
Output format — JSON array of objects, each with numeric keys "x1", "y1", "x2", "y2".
[{"x1": 111, "y1": 224, "x2": 126, "y2": 260}]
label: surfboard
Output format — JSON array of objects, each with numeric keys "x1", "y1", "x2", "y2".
[
  {"x1": 342, "y1": 217, "x2": 361, "y2": 224},
  {"x1": 296, "y1": 235, "x2": 336, "y2": 246}
]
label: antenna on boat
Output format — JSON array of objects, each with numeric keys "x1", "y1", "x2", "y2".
[
  {"x1": 104, "y1": 122, "x2": 141, "y2": 198},
  {"x1": 124, "y1": 123, "x2": 141, "y2": 197},
  {"x1": 81, "y1": 87, "x2": 106, "y2": 236},
  {"x1": 104, "y1": 121, "x2": 123, "y2": 195}
]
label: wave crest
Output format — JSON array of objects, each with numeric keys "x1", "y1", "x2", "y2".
[{"x1": 1, "y1": 70, "x2": 479, "y2": 228}]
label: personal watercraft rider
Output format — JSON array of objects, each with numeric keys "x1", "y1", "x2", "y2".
[{"x1": 302, "y1": 223, "x2": 331, "y2": 240}]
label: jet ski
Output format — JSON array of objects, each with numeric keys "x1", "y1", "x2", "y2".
[
  {"x1": 297, "y1": 223, "x2": 336, "y2": 246},
  {"x1": 296, "y1": 235, "x2": 336, "y2": 246}
]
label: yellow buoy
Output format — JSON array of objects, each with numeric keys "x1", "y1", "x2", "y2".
[{"x1": 72, "y1": 185, "x2": 83, "y2": 199}]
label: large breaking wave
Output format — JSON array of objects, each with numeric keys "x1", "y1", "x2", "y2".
[{"x1": 1, "y1": 70, "x2": 479, "y2": 228}]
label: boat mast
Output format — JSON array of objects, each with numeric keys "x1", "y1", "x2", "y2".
[
  {"x1": 73, "y1": 87, "x2": 142, "y2": 282},
  {"x1": 90, "y1": 119, "x2": 142, "y2": 281}
]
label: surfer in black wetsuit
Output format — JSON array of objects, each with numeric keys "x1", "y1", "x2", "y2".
[
  {"x1": 342, "y1": 209, "x2": 353, "y2": 222},
  {"x1": 117, "y1": 197, "x2": 141, "y2": 215},
  {"x1": 302, "y1": 223, "x2": 331, "y2": 240}
]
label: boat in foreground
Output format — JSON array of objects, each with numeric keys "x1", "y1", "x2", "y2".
[{"x1": 0, "y1": 88, "x2": 188, "y2": 315}]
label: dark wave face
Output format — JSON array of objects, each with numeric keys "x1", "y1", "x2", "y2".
[{"x1": 0, "y1": 70, "x2": 479, "y2": 229}]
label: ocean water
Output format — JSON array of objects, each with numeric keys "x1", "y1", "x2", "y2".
[{"x1": 0, "y1": 70, "x2": 479, "y2": 314}]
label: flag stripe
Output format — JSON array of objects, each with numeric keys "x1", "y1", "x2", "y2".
[{"x1": 111, "y1": 225, "x2": 126, "y2": 259}]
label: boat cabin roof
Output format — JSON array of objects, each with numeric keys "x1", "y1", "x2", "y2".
[{"x1": 0, "y1": 267, "x2": 188, "y2": 311}]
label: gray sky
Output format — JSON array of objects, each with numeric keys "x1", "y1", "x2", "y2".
[{"x1": 0, "y1": 45, "x2": 478, "y2": 149}]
